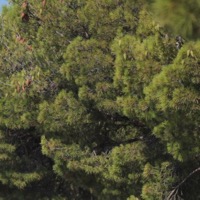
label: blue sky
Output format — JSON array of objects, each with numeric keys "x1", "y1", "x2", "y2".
[{"x1": 0, "y1": 0, "x2": 8, "y2": 8}]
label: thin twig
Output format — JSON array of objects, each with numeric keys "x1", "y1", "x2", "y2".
[{"x1": 167, "y1": 167, "x2": 200, "y2": 200}]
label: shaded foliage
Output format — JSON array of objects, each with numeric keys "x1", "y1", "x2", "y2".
[{"x1": 0, "y1": 0, "x2": 199, "y2": 199}]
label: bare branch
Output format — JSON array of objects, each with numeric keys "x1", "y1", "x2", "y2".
[{"x1": 167, "y1": 167, "x2": 200, "y2": 200}]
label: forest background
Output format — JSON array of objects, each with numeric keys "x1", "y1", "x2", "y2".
[{"x1": 0, "y1": 0, "x2": 199, "y2": 199}]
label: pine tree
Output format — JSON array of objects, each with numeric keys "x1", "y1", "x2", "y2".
[
  {"x1": 0, "y1": 0, "x2": 199, "y2": 199},
  {"x1": 150, "y1": 0, "x2": 200, "y2": 40}
]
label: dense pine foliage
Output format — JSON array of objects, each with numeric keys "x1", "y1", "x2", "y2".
[{"x1": 0, "y1": 0, "x2": 199, "y2": 199}]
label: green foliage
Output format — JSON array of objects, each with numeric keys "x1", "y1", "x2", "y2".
[
  {"x1": 142, "y1": 162, "x2": 175, "y2": 200},
  {"x1": 151, "y1": 0, "x2": 200, "y2": 40},
  {"x1": 145, "y1": 41, "x2": 200, "y2": 161},
  {"x1": 0, "y1": 0, "x2": 199, "y2": 199}
]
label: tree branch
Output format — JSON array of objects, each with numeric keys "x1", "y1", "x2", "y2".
[{"x1": 167, "y1": 167, "x2": 200, "y2": 200}]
